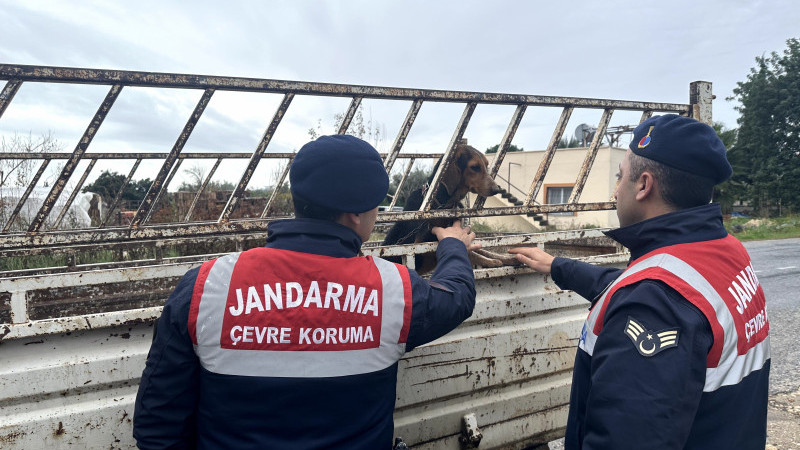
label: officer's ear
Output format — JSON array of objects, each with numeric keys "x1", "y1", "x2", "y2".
[
  {"x1": 635, "y1": 171, "x2": 657, "y2": 201},
  {"x1": 336, "y1": 212, "x2": 361, "y2": 229}
]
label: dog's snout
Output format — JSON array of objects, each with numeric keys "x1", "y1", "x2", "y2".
[{"x1": 487, "y1": 179, "x2": 502, "y2": 196}]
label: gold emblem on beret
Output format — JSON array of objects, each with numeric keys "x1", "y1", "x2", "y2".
[{"x1": 637, "y1": 126, "x2": 655, "y2": 149}]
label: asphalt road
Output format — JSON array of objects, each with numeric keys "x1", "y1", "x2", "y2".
[
  {"x1": 744, "y1": 238, "x2": 800, "y2": 449},
  {"x1": 744, "y1": 237, "x2": 800, "y2": 396}
]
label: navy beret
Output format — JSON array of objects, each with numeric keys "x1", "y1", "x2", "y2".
[
  {"x1": 290, "y1": 135, "x2": 389, "y2": 213},
  {"x1": 629, "y1": 114, "x2": 732, "y2": 184}
]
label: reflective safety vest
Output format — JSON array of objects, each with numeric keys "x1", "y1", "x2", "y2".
[
  {"x1": 578, "y1": 235, "x2": 770, "y2": 392},
  {"x1": 188, "y1": 247, "x2": 413, "y2": 378}
]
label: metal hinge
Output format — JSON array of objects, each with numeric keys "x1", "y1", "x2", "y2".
[{"x1": 459, "y1": 413, "x2": 483, "y2": 448}]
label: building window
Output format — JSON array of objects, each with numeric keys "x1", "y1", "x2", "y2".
[{"x1": 545, "y1": 185, "x2": 575, "y2": 216}]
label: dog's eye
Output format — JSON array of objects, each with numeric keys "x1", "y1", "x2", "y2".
[{"x1": 470, "y1": 164, "x2": 482, "y2": 172}]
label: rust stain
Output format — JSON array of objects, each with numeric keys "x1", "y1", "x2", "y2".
[
  {"x1": 0, "y1": 430, "x2": 26, "y2": 444},
  {"x1": 411, "y1": 365, "x2": 472, "y2": 386},
  {"x1": 406, "y1": 355, "x2": 494, "y2": 369}
]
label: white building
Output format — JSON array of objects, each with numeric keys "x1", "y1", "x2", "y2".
[{"x1": 476, "y1": 146, "x2": 626, "y2": 232}]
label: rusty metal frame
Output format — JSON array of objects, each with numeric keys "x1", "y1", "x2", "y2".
[
  {"x1": 184, "y1": 158, "x2": 222, "y2": 222},
  {"x1": 0, "y1": 79, "x2": 22, "y2": 119},
  {"x1": 0, "y1": 63, "x2": 704, "y2": 263},
  {"x1": 99, "y1": 158, "x2": 142, "y2": 227},
  {"x1": 131, "y1": 89, "x2": 214, "y2": 227},
  {"x1": 526, "y1": 107, "x2": 573, "y2": 206},
  {"x1": 220, "y1": 93, "x2": 294, "y2": 221},
  {"x1": 388, "y1": 158, "x2": 415, "y2": 210},
  {"x1": 260, "y1": 157, "x2": 292, "y2": 219},
  {"x1": 421, "y1": 102, "x2": 476, "y2": 211},
  {"x1": 338, "y1": 97, "x2": 363, "y2": 134},
  {"x1": 53, "y1": 159, "x2": 96, "y2": 229},
  {"x1": 569, "y1": 108, "x2": 614, "y2": 204},
  {"x1": 27, "y1": 84, "x2": 123, "y2": 232},
  {"x1": 473, "y1": 104, "x2": 527, "y2": 210},
  {"x1": 2, "y1": 159, "x2": 50, "y2": 232},
  {"x1": 384, "y1": 99, "x2": 423, "y2": 173}
]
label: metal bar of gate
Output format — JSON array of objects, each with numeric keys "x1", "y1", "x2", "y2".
[
  {"x1": 185, "y1": 158, "x2": 222, "y2": 222},
  {"x1": 27, "y1": 84, "x2": 122, "y2": 232},
  {"x1": 53, "y1": 159, "x2": 97, "y2": 229},
  {"x1": 525, "y1": 106, "x2": 573, "y2": 206},
  {"x1": 145, "y1": 159, "x2": 184, "y2": 225},
  {"x1": 384, "y1": 99, "x2": 423, "y2": 173},
  {"x1": 690, "y1": 81, "x2": 713, "y2": 124},
  {"x1": 0, "y1": 64, "x2": 691, "y2": 114},
  {"x1": 388, "y1": 158, "x2": 415, "y2": 210},
  {"x1": 100, "y1": 159, "x2": 142, "y2": 228},
  {"x1": 0, "y1": 64, "x2": 704, "y2": 255},
  {"x1": 0, "y1": 79, "x2": 22, "y2": 119},
  {"x1": 2, "y1": 159, "x2": 50, "y2": 232},
  {"x1": 0, "y1": 152, "x2": 257, "y2": 160},
  {"x1": 421, "y1": 102, "x2": 477, "y2": 211},
  {"x1": 131, "y1": 89, "x2": 214, "y2": 227},
  {"x1": 261, "y1": 157, "x2": 292, "y2": 219},
  {"x1": 569, "y1": 109, "x2": 614, "y2": 204},
  {"x1": 0, "y1": 200, "x2": 617, "y2": 255},
  {"x1": 220, "y1": 93, "x2": 294, "y2": 221},
  {"x1": 473, "y1": 104, "x2": 527, "y2": 210},
  {"x1": 338, "y1": 97, "x2": 362, "y2": 134}
]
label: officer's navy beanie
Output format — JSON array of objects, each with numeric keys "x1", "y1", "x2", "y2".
[
  {"x1": 629, "y1": 114, "x2": 732, "y2": 185},
  {"x1": 290, "y1": 134, "x2": 389, "y2": 213}
]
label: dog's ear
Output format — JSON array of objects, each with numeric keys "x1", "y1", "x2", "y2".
[{"x1": 440, "y1": 147, "x2": 470, "y2": 195}]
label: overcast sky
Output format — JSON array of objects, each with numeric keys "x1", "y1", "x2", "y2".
[{"x1": 1, "y1": 0, "x2": 799, "y2": 189}]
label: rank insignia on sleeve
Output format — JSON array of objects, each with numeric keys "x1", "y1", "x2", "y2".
[{"x1": 625, "y1": 316, "x2": 679, "y2": 357}]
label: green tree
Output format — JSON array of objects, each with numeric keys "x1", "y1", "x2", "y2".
[
  {"x1": 83, "y1": 171, "x2": 152, "y2": 206},
  {"x1": 388, "y1": 167, "x2": 431, "y2": 207},
  {"x1": 711, "y1": 122, "x2": 741, "y2": 213},
  {"x1": 557, "y1": 137, "x2": 581, "y2": 148},
  {"x1": 728, "y1": 37, "x2": 800, "y2": 216},
  {"x1": 486, "y1": 144, "x2": 524, "y2": 154}
]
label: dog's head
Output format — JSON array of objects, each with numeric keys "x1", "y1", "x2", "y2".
[{"x1": 440, "y1": 144, "x2": 501, "y2": 200}]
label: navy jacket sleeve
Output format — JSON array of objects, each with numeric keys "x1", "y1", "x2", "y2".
[
  {"x1": 581, "y1": 280, "x2": 713, "y2": 449},
  {"x1": 133, "y1": 267, "x2": 201, "y2": 450},
  {"x1": 405, "y1": 237, "x2": 476, "y2": 351},
  {"x1": 551, "y1": 256, "x2": 623, "y2": 304}
]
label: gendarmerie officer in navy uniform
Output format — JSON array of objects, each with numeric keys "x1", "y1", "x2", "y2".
[
  {"x1": 133, "y1": 135, "x2": 480, "y2": 449},
  {"x1": 510, "y1": 115, "x2": 770, "y2": 450}
]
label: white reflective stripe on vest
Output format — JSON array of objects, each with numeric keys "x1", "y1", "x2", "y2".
[
  {"x1": 193, "y1": 253, "x2": 408, "y2": 378},
  {"x1": 579, "y1": 255, "x2": 663, "y2": 357},
  {"x1": 577, "y1": 253, "x2": 770, "y2": 392}
]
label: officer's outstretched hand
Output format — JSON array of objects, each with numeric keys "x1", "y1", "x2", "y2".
[
  {"x1": 432, "y1": 220, "x2": 481, "y2": 252},
  {"x1": 507, "y1": 246, "x2": 555, "y2": 274}
]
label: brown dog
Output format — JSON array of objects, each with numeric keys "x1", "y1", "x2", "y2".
[{"x1": 382, "y1": 143, "x2": 513, "y2": 273}]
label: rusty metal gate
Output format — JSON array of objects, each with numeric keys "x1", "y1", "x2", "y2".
[{"x1": 0, "y1": 64, "x2": 712, "y2": 449}]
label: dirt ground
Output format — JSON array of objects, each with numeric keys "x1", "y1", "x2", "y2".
[{"x1": 766, "y1": 388, "x2": 800, "y2": 450}]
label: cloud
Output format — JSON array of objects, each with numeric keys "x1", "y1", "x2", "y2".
[{"x1": 2, "y1": 0, "x2": 800, "y2": 184}]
